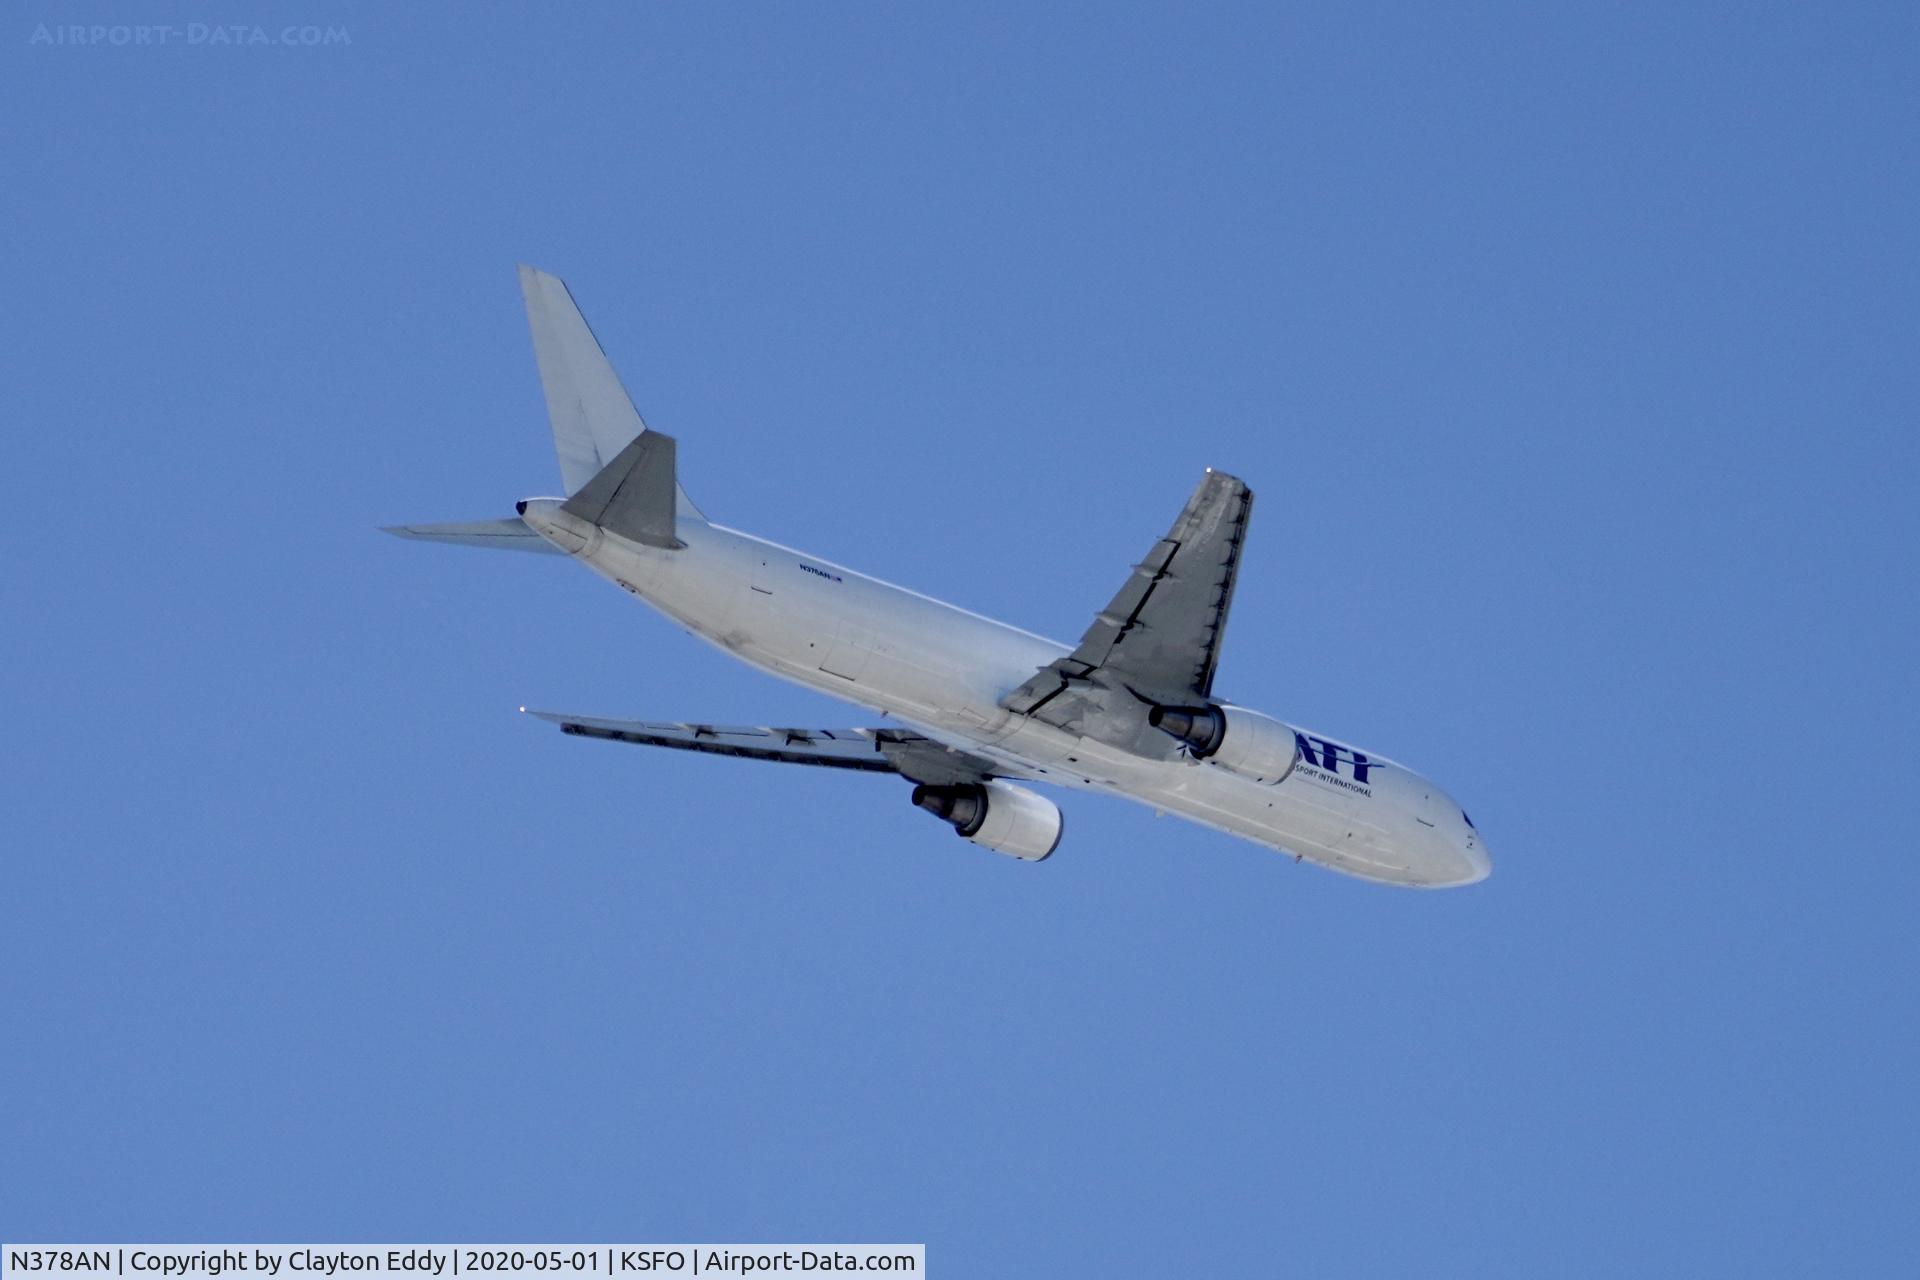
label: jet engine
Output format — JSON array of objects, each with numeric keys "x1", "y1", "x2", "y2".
[
  {"x1": 1149, "y1": 704, "x2": 1301, "y2": 785},
  {"x1": 911, "y1": 779, "x2": 1062, "y2": 861}
]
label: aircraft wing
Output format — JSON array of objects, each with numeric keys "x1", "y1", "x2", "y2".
[
  {"x1": 1002, "y1": 469, "x2": 1252, "y2": 737},
  {"x1": 523, "y1": 710, "x2": 1005, "y2": 786}
]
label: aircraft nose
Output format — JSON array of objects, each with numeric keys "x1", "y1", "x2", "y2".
[{"x1": 1456, "y1": 834, "x2": 1491, "y2": 885}]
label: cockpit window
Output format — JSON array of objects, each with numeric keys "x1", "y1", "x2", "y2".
[{"x1": 1462, "y1": 810, "x2": 1475, "y2": 830}]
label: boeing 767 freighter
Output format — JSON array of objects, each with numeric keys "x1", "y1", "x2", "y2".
[{"x1": 387, "y1": 268, "x2": 1489, "y2": 887}]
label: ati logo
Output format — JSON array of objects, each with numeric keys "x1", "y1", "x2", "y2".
[{"x1": 1296, "y1": 733, "x2": 1372, "y2": 784}]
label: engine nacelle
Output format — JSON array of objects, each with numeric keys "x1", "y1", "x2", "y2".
[
  {"x1": 1149, "y1": 704, "x2": 1301, "y2": 785},
  {"x1": 911, "y1": 779, "x2": 1063, "y2": 861}
]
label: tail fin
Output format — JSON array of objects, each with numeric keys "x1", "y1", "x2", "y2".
[{"x1": 518, "y1": 265, "x2": 705, "y2": 520}]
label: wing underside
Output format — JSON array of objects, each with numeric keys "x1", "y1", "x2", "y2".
[
  {"x1": 523, "y1": 711, "x2": 1005, "y2": 786},
  {"x1": 1002, "y1": 469, "x2": 1252, "y2": 738}
]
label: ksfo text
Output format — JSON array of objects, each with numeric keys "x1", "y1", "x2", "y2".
[{"x1": 621, "y1": 1253, "x2": 906, "y2": 1273}]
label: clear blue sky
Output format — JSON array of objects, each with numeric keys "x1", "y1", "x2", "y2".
[{"x1": 4, "y1": 3, "x2": 1916, "y2": 1274}]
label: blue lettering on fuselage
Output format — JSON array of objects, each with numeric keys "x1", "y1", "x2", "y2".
[
  {"x1": 1296, "y1": 732, "x2": 1371, "y2": 785},
  {"x1": 799, "y1": 562, "x2": 843, "y2": 583}
]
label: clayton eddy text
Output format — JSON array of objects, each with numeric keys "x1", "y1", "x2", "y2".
[{"x1": 76, "y1": 1254, "x2": 446, "y2": 1277}]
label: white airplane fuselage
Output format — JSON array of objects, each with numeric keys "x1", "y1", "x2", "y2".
[{"x1": 518, "y1": 498, "x2": 1489, "y2": 888}]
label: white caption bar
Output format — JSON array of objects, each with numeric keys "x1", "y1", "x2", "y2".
[{"x1": 2, "y1": 1248, "x2": 923, "y2": 1278}]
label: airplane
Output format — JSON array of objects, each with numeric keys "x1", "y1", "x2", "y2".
[{"x1": 386, "y1": 267, "x2": 1490, "y2": 888}]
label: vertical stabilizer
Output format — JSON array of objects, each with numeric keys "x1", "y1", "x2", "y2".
[{"x1": 517, "y1": 265, "x2": 705, "y2": 520}]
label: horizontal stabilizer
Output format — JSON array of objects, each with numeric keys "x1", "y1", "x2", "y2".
[
  {"x1": 382, "y1": 517, "x2": 563, "y2": 554},
  {"x1": 523, "y1": 710, "x2": 1009, "y2": 786},
  {"x1": 559, "y1": 429, "x2": 683, "y2": 549}
]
